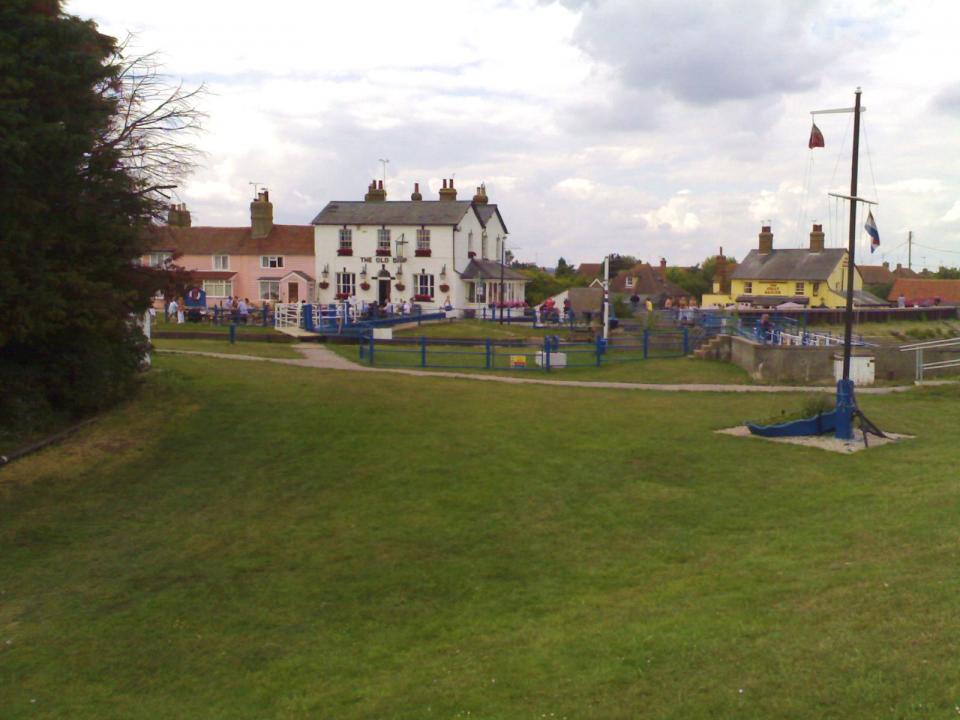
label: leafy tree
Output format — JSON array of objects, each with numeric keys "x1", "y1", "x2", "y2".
[
  {"x1": 555, "y1": 257, "x2": 575, "y2": 278},
  {"x1": 933, "y1": 266, "x2": 960, "y2": 279},
  {"x1": 522, "y1": 268, "x2": 587, "y2": 306},
  {"x1": 0, "y1": 2, "x2": 201, "y2": 433},
  {"x1": 607, "y1": 254, "x2": 638, "y2": 276}
]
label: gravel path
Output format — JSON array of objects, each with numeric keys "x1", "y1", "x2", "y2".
[{"x1": 154, "y1": 346, "x2": 926, "y2": 395}]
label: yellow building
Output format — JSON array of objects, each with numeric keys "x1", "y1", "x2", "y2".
[{"x1": 702, "y1": 224, "x2": 880, "y2": 309}]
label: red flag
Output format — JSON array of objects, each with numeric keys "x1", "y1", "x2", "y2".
[{"x1": 808, "y1": 122, "x2": 824, "y2": 149}]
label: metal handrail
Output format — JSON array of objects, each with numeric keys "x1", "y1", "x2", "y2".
[
  {"x1": 898, "y1": 335, "x2": 960, "y2": 381},
  {"x1": 898, "y1": 336, "x2": 960, "y2": 351}
]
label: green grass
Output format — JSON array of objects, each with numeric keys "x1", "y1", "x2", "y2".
[
  {"x1": 4, "y1": 355, "x2": 959, "y2": 718},
  {"x1": 396, "y1": 318, "x2": 562, "y2": 339},
  {"x1": 814, "y1": 318, "x2": 960, "y2": 342},
  {"x1": 152, "y1": 315, "x2": 282, "y2": 335},
  {"x1": 152, "y1": 338, "x2": 304, "y2": 359},
  {"x1": 329, "y1": 341, "x2": 753, "y2": 384}
]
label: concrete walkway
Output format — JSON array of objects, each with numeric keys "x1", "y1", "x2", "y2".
[{"x1": 154, "y1": 345, "x2": 933, "y2": 395}]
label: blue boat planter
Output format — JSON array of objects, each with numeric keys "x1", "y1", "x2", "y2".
[{"x1": 747, "y1": 410, "x2": 837, "y2": 438}]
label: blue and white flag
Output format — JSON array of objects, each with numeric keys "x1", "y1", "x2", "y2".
[{"x1": 865, "y1": 211, "x2": 880, "y2": 253}]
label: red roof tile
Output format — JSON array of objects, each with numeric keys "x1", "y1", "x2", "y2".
[
  {"x1": 146, "y1": 224, "x2": 314, "y2": 256},
  {"x1": 888, "y1": 278, "x2": 960, "y2": 303}
]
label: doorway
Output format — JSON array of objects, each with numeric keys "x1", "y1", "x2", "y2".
[
  {"x1": 288, "y1": 282, "x2": 299, "y2": 302},
  {"x1": 378, "y1": 278, "x2": 391, "y2": 305}
]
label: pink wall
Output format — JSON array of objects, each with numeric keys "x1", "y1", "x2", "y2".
[{"x1": 147, "y1": 253, "x2": 315, "y2": 305}]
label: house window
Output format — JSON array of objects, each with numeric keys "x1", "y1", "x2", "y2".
[
  {"x1": 795, "y1": 282, "x2": 805, "y2": 295},
  {"x1": 261, "y1": 255, "x2": 284, "y2": 269},
  {"x1": 258, "y1": 280, "x2": 280, "y2": 300},
  {"x1": 148, "y1": 252, "x2": 172, "y2": 267},
  {"x1": 481, "y1": 232, "x2": 488, "y2": 259},
  {"x1": 203, "y1": 280, "x2": 233, "y2": 297},
  {"x1": 416, "y1": 228, "x2": 430, "y2": 250},
  {"x1": 213, "y1": 254, "x2": 229, "y2": 270},
  {"x1": 414, "y1": 273, "x2": 435, "y2": 299},
  {"x1": 336, "y1": 272, "x2": 356, "y2": 297},
  {"x1": 475, "y1": 281, "x2": 486, "y2": 303},
  {"x1": 377, "y1": 228, "x2": 391, "y2": 253},
  {"x1": 625, "y1": 276, "x2": 635, "y2": 289},
  {"x1": 744, "y1": 281, "x2": 753, "y2": 294},
  {"x1": 812, "y1": 282, "x2": 820, "y2": 296},
  {"x1": 338, "y1": 228, "x2": 353, "y2": 249}
]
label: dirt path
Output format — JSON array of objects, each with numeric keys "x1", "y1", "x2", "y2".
[{"x1": 154, "y1": 345, "x2": 935, "y2": 395}]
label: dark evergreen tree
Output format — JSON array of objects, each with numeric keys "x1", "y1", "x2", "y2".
[{"x1": 0, "y1": 1, "x2": 200, "y2": 432}]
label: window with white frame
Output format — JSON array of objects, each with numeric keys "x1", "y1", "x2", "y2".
[
  {"x1": 414, "y1": 273, "x2": 435, "y2": 298},
  {"x1": 377, "y1": 228, "x2": 391, "y2": 252},
  {"x1": 338, "y1": 228, "x2": 352, "y2": 250},
  {"x1": 213, "y1": 254, "x2": 230, "y2": 270},
  {"x1": 625, "y1": 276, "x2": 634, "y2": 289},
  {"x1": 261, "y1": 255, "x2": 284, "y2": 269},
  {"x1": 744, "y1": 281, "x2": 753, "y2": 294},
  {"x1": 336, "y1": 272, "x2": 356, "y2": 296},
  {"x1": 148, "y1": 252, "x2": 172, "y2": 267},
  {"x1": 794, "y1": 281, "x2": 805, "y2": 295},
  {"x1": 475, "y1": 281, "x2": 486, "y2": 303},
  {"x1": 258, "y1": 280, "x2": 280, "y2": 300},
  {"x1": 203, "y1": 280, "x2": 233, "y2": 297},
  {"x1": 416, "y1": 228, "x2": 430, "y2": 250}
]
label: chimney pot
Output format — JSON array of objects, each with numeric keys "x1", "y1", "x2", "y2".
[
  {"x1": 758, "y1": 225, "x2": 774, "y2": 255},
  {"x1": 809, "y1": 223, "x2": 825, "y2": 253},
  {"x1": 378, "y1": 180, "x2": 383, "y2": 190},
  {"x1": 442, "y1": 179, "x2": 447, "y2": 189}
]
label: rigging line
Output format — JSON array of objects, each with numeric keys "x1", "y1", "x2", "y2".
[
  {"x1": 862, "y1": 115, "x2": 880, "y2": 212},
  {"x1": 795, "y1": 152, "x2": 815, "y2": 246},
  {"x1": 827, "y1": 110, "x2": 853, "y2": 192}
]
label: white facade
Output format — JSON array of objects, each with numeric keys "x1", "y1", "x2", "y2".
[{"x1": 311, "y1": 186, "x2": 525, "y2": 312}]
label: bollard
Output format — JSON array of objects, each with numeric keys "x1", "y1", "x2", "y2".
[
  {"x1": 595, "y1": 335, "x2": 603, "y2": 366},
  {"x1": 485, "y1": 338, "x2": 492, "y2": 369},
  {"x1": 229, "y1": 323, "x2": 237, "y2": 344},
  {"x1": 682, "y1": 327, "x2": 689, "y2": 355},
  {"x1": 543, "y1": 337, "x2": 551, "y2": 372},
  {"x1": 420, "y1": 336, "x2": 427, "y2": 367}
]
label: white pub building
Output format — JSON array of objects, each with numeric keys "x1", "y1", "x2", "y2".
[{"x1": 311, "y1": 179, "x2": 527, "y2": 313}]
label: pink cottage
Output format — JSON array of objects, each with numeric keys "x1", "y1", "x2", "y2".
[{"x1": 144, "y1": 191, "x2": 314, "y2": 307}]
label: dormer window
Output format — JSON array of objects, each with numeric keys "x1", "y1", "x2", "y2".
[{"x1": 625, "y1": 276, "x2": 634, "y2": 289}]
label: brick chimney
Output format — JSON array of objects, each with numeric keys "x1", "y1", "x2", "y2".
[
  {"x1": 809, "y1": 223, "x2": 825, "y2": 253},
  {"x1": 166, "y1": 203, "x2": 191, "y2": 228},
  {"x1": 411, "y1": 182, "x2": 422, "y2": 201},
  {"x1": 758, "y1": 225, "x2": 773, "y2": 255},
  {"x1": 657, "y1": 258, "x2": 667, "y2": 277},
  {"x1": 439, "y1": 178, "x2": 458, "y2": 202},
  {"x1": 714, "y1": 247, "x2": 729, "y2": 294},
  {"x1": 364, "y1": 179, "x2": 386, "y2": 202},
  {"x1": 472, "y1": 183, "x2": 488, "y2": 204},
  {"x1": 250, "y1": 190, "x2": 273, "y2": 239},
  {"x1": 883, "y1": 261, "x2": 890, "y2": 270}
]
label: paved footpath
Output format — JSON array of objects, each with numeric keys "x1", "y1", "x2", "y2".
[{"x1": 155, "y1": 345, "x2": 930, "y2": 395}]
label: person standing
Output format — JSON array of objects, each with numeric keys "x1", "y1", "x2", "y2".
[
  {"x1": 238, "y1": 297, "x2": 249, "y2": 324},
  {"x1": 897, "y1": 293, "x2": 906, "y2": 308},
  {"x1": 167, "y1": 297, "x2": 178, "y2": 324},
  {"x1": 176, "y1": 297, "x2": 185, "y2": 324}
]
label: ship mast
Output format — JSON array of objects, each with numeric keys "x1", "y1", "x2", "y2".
[{"x1": 841, "y1": 88, "x2": 862, "y2": 382}]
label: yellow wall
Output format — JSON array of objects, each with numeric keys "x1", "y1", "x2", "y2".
[{"x1": 703, "y1": 253, "x2": 863, "y2": 308}]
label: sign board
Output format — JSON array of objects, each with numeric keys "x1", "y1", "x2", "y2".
[{"x1": 510, "y1": 355, "x2": 527, "y2": 368}]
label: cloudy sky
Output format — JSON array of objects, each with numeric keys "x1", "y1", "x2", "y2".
[{"x1": 68, "y1": 0, "x2": 960, "y2": 270}]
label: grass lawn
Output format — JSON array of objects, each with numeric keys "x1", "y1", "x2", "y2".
[
  {"x1": 813, "y1": 317, "x2": 960, "y2": 342},
  {"x1": 396, "y1": 318, "x2": 562, "y2": 340},
  {"x1": 328, "y1": 340, "x2": 754, "y2": 385},
  {"x1": 152, "y1": 338, "x2": 304, "y2": 359},
  {"x1": 152, "y1": 316, "x2": 281, "y2": 335},
  {"x1": 3, "y1": 355, "x2": 959, "y2": 718}
]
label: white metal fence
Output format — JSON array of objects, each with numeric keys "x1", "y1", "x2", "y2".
[{"x1": 898, "y1": 336, "x2": 960, "y2": 381}]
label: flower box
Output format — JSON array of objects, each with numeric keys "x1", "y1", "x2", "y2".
[
  {"x1": 414, "y1": 248, "x2": 431, "y2": 257},
  {"x1": 376, "y1": 249, "x2": 391, "y2": 257},
  {"x1": 335, "y1": 292, "x2": 349, "y2": 300},
  {"x1": 414, "y1": 294, "x2": 433, "y2": 302},
  {"x1": 337, "y1": 248, "x2": 353, "y2": 256}
]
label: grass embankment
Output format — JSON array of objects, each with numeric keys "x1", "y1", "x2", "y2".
[
  {"x1": 3, "y1": 355, "x2": 958, "y2": 718},
  {"x1": 329, "y1": 340, "x2": 752, "y2": 384},
  {"x1": 152, "y1": 338, "x2": 304, "y2": 359},
  {"x1": 815, "y1": 318, "x2": 960, "y2": 342}
]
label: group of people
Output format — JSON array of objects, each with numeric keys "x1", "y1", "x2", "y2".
[
  {"x1": 536, "y1": 297, "x2": 577, "y2": 325},
  {"x1": 222, "y1": 296, "x2": 252, "y2": 323}
]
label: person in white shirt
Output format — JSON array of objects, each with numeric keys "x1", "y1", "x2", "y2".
[
  {"x1": 402, "y1": 299, "x2": 411, "y2": 315},
  {"x1": 223, "y1": 296, "x2": 233, "y2": 311},
  {"x1": 386, "y1": 301, "x2": 395, "y2": 315},
  {"x1": 167, "y1": 298, "x2": 178, "y2": 323},
  {"x1": 237, "y1": 298, "x2": 249, "y2": 323}
]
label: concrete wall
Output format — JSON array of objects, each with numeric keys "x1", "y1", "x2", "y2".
[{"x1": 710, "y1": 335, "x2": 959, "y2": 384}]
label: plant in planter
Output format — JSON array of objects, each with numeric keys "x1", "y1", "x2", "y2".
[
  {"x1": 337, "y1": 248, "x2": 353, "y2": 256},
  {"x1": 376, "y1": 248, "x2": 391, "y2": 257},
  {"x1": 318, "y1": 281, "x2": 329, "y2": 289},
  {"x1": 359, "y1": 281, "x2": 371, "y2": 291},
  {"x1": 394, "y1": 283, "x2": 406, "y2": 292},
  {"x1": 335, "y1": 292, "x2": 349, "y2": 300},
  {"x1": 438, "y1": 283, "x2": 450, "y2": 293},
  {"x1": 415, "y1": 248, "x2": 431, "y2": 257},
  {"x1": 414, "y1": 294, "x2": 433, "y2": 302}
]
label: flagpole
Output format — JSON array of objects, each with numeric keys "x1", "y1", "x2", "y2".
[{"x1": 841, "y1": 88, "x2": 862, "y2": 383}]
